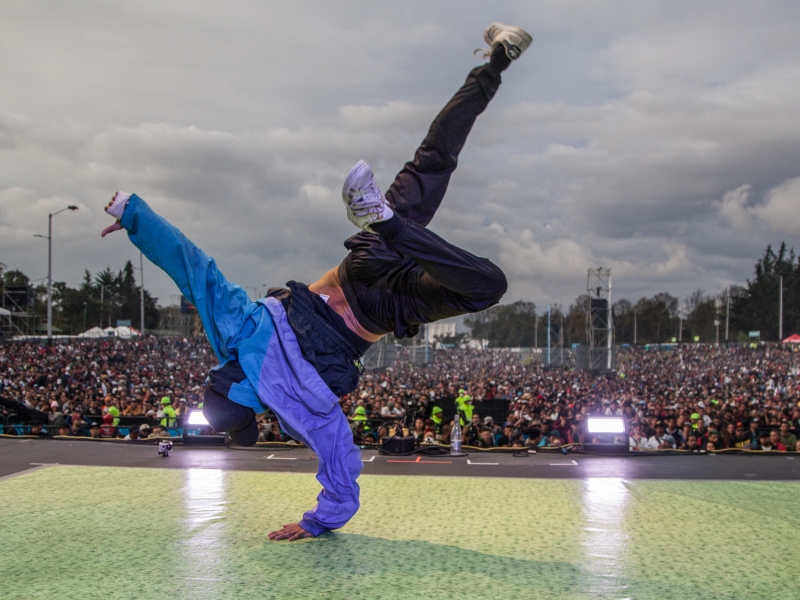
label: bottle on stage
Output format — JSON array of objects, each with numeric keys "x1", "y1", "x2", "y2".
[{"x1": 451, "y1": 415, "x2": 462, "y2": 455}]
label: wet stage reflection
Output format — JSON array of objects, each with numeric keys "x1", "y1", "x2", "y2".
[
  {"x1": 581, "y1": 478, "x2": 631, "y2": 599},
  {"x1": 182, "y1": 469, "x2": 228, "y2": 594}
]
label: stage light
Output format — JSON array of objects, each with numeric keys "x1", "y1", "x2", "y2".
[
  {"x1": 182, "y1": 408, "x2": 226, "y2": 446},
  {"x1": 583, "y1": 416, "x2": 629, "y2": 455},
  {"x1": 587, "y1": 417, "x2": 626, "y2": 434},
  {"x1": 186, "y1": 410, "x2": 210, "y2": 426}
]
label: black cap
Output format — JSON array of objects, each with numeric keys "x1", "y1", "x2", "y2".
[{"x1": 202, "y1": 386, "x2": 258, "y2": 446}]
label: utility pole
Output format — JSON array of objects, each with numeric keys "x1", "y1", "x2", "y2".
[
  {"x1": 34, "y1": 205, "x2": 78, "y2": 345},
  {"x1": 779, "y1": 275, "x2": 783, "y2": 341},
  {"x1": 547, "y1": 305, "x2": 551, "y2": 365},
  {"x1": 725, "y1": 287, "x2": 730, "y2": 342},
  {"x1": 607, "y1": 272, "x2": 613, "y2": 370},
  {"x1": 634, "y1": 309, "x2": 637, "y2": 346},
  {"x1": 714, "y1": 298, "x2": 720, "y2": 345},
  {"x1": 139, "y1": 252, "x2": 145, "y2": 335},
  {"x1": 534, "y1": 315, "x2": 538, "y2": 349},
  {"x1": 100, "y1": 285, "x2": 104, "y2": 328}
]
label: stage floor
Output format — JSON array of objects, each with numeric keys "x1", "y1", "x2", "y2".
[{"x1": 2, "y1": 463, "x2": 798, "y2": 599}]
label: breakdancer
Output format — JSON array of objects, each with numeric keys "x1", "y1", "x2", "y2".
[{"x1": 101, "y1": 23, "x2": 531, "y2": 540}]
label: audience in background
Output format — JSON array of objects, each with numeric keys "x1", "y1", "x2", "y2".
[{"x1": 1, "y1": 339, "x2": 798, "y2": 453}]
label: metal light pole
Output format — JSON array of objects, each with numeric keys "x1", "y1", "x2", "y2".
[
  {"x1": 139, "y1": 252, "x2": 145, "y2": 335},
  {"x1": 725, "y1": 287, "x2": 730, "y2": 342},
  {"x1": 607, "y1": 272, "x2": 613, "y2": 370},
  {"x1": 547, "y1": 305, "x2": 551, "y2": 365},
  {"x1": 779, "y1": 275, "x2": 783, "y2": 341},
  {"x1": 34, "y1": 205, "x2": 78, "y2": 344},
  {"x1": 251, "y1": 283, "x2": 268, "y2": 301}
]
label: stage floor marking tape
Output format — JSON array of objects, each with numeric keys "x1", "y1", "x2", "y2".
[{"x1": 386, "y1": 455, "x2": 452, "y2": 464}]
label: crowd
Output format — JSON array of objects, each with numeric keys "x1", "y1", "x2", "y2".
[
  {"x1": 0, "y1": 337, "x2": 214, "y2": 440},
  {"x1": 341, "y1": 343, "x2": 800, "y2": 452},
  {"x1": 1, "y1": 337, "x2": 799, "y2": 452}
]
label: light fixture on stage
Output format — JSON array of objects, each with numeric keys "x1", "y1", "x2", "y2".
[
  {"x1": 586, "y1": 417, "x2": 626, "y2": 434},
  {"x1": 182, "y1": 408, "x2": 226, "y2": 446},
  {"x1": 583, "y1": 416, "x2": 629, "y2": 454}
]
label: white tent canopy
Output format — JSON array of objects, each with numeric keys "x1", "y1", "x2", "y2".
[
  {"x1": 78, "y1": 326, "x2": 106, "y2": 338},
  {"x1": 79, "y1": 326, "x2": 141, "y2": 338}
]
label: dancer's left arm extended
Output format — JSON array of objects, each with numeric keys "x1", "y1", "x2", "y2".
[{"x1": 102, "y1": 193, "x2": 255, "y2": 363}]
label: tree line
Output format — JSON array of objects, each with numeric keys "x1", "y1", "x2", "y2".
[
  {"x1": 0, "y1": 261, "x2": 159, "y2": 335},
  {"x1": 464, "y1": 243, "x2": 799, "y2": 347}
]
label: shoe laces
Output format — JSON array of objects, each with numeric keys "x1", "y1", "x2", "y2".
[
  {"x1": 474, "y1": 47, "x2": 491, "y2": 60},
  {"x1": 355, "y1": 177, "x2": 385, "y2": 212}
]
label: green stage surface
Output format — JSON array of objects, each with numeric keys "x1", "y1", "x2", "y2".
[{"x1": 1, "y1": 466, "x2": 798, "y2": 599}]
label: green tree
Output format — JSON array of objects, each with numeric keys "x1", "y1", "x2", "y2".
[
  {"x1": 626, "y1": 293, "x2": 678, "y2": 344},
  {"x1": 564, "y1": 294, "x2": 590, "y2": 346},
  {"x1": 731, "y1": 243, "x2": 798, "y2": 341},
  {"x1": 613, "y1": 298, "x2": 634, "y2": 344},
  {"x1": 464, "y1": 300, "x2": 538, "y2": 347}
]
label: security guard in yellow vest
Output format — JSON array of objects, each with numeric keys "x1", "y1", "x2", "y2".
[
  {"x1": 350, "y1": 406, "x2": 373, "y2": 442},
  {"x1": 455, "y1": 389, "x2": 473, "y2": 426},
  {"x1": 159, "y1": 396, "x2": 177, "y2": 428},
  {"x1": 431, "y1": 405, "x2": 444, "y2": 433}
]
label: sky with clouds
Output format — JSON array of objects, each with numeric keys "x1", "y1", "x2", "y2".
[{"x1": 1, "y1": 0, "x2": 799, "y2": 313}]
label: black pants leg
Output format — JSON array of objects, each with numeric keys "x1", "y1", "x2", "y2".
[
  {"x1": 384, "y1": 64, "x2": 502, "y2": 225},
  {"x1": 342, "y1": 64, "x2": 508, "y2": 336}
]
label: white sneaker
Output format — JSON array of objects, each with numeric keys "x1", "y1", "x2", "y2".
[
  {"x1": 475, "y1": 22, "x2": 532, "y2": 61},
  {"x1": 106, "y1": 191, "x2": 131, "y2": 219},
  {"x1": 341, "y1": 160, "x2": 393, "y2": 231}
]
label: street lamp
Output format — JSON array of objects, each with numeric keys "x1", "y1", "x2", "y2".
[
  {"x1": 779, "y1": 275, "x2": 784, "y2": 341},
  {"x1": 34, "y1": 205, "x2": 79, "y2": 344},
  {"x1": 251, "y1": 283, "x2": 269, "y2": 301}
]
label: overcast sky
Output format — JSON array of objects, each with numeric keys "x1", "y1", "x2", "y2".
[{"x1": 2, "y1": 0, "x2": 799, "y2": 313}]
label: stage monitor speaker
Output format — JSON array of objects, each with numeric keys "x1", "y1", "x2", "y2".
[
  {"x1": 582, "y1": 416, "x2": 629, "y2": 454},
  {"x1": 182, "y1": 409, "x2": 226, "y2": 445}
]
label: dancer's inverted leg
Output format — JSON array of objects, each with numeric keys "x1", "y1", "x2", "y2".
[
  {"x1": 340, "y1": 42, "x2": 524, "y2": 334},
  {"x1": 385, "y1": 55, "x2": 505, "y2": 226}
]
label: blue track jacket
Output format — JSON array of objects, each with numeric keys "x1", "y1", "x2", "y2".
[{"x1": 120, "y1": 194, "x2": 362, "y2": 536}]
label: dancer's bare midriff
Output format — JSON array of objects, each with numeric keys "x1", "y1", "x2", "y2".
[{"x1": 308, "y1": 267, "x2": 383, "y2": 343}]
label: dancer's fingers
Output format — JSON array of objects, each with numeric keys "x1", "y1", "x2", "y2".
[{"x1": 101, "y1": 221, "x2": 123, "y2": 237}]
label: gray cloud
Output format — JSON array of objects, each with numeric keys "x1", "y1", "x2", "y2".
[{"x1": 2, "y1": 0, "x2": 800, "y2": 313}]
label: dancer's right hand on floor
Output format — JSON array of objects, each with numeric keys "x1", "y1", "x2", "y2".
[{"x1": 268, "y1": 522, "x2": 313, "y2": 541}]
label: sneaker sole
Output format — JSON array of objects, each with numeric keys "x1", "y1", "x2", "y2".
[{"x1": 485, "y1": 23, "x2": 533, "y2": 59}]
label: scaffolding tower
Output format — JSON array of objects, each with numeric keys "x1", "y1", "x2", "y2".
[
  {"x1": 579, "y1": 267, "x2": 615, "y2": 373},
  {"x1": 1, "y1": 284, "x2": 38, "y2": 338}
]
